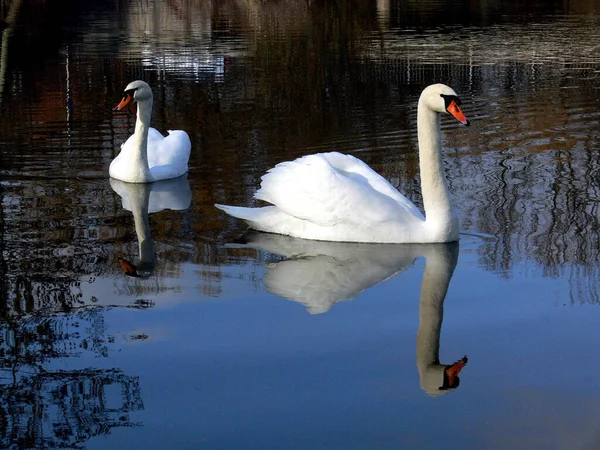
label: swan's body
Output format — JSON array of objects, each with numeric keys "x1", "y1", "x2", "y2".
[
  {"x1": 216, "y1": 84, "x2": 469, "y2": 244},
  {"x1": 110, "y1": 80, "x2": 191, "y2": 183}
]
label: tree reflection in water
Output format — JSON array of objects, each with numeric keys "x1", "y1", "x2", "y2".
[
  {"x1": 0, "y1": 309, "x2": 144, "y2": 448},
  {"x1": 0, "y1": 175, "x2": 195, "y2": 447}
]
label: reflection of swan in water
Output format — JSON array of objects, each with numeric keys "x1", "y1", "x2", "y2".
[
  {"x1": 414, "y1": 241, "x2": 467, "y2": 396},
  {"x1": 233, "y1": 231, "x2": 467, "y2": 394},
  {"x1": 233, "y1": 231, "x2": 422, "y2": 314},
  {"x1": 110, "y1": 175, "x2": 192, "y2": 278}
]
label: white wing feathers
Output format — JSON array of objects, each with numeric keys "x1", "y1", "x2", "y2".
[
  {"x1": 319, "y1": 152, "x2": 424, "y2": 217},
  {"x1": 253, "y1": 152, "x2": 423, "y2": 227},
  {"x1": 147, "y1": 129, "x2": 191, "y2": 168},
  {"x1": 215, "y1": 152, "x2": 429, "y2": 242}
]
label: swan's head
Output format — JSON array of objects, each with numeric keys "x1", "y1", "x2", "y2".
[
  {"x1": 114, "y1": 80, "x2": 153, "y2": 111},
  {"x1": 421, "y1": 83, "x2": 470, "y2": 126}
]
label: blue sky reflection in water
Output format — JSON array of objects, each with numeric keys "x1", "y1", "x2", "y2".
[{"x1": 2, "y1": 0, "x2": 600, "y2": 448}]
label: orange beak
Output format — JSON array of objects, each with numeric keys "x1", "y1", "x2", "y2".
[
  {"x1": 114, "y1": 93, "x2": 134, "y2": 111},
  {"x1": 447, "y1": 100, "x2": 470, "y2": 126}
]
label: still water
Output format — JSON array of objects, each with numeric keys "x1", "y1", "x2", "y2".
[{"x1": 2, "y1": 0, "x2": 600, "y2": 448}]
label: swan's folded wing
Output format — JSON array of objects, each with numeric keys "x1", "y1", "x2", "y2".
[
  {"x1": 254, "y1": 153, "x2": 424, "y2": 227},
  {"x1": 320, "y1": 152, "x2": 423, "y2": 217},
  {"x1": 149, "y1": 164, "x2": 188, "y2": 182},
  {"x1": 148, "y1": 129, "x2": 191, "y2": 168}
]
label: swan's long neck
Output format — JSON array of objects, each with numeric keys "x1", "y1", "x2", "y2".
[
  {"x1": 130, "y1": 98, "x2": 153, "y2": 181},
  {"x1": 417, "y1": 100, "x2": 457, "y2": 236}
]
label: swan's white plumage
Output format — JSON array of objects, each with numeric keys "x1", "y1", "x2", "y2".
[
  {"x1": 255, "y1": 152, "x2": 424, "y2": 225},
  {"x1": 216, "y1": 152, "x2": 426, "y2": 242},
  {"x1": 110, "y1": 81, "x2": 191, "y2": 183},
  {"x1": 216, "y1": 83, "x2": 468, "y2": 243}
]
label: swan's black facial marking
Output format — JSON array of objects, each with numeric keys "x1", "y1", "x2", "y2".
[
  {"x1": 114, "y1": 88, "x2": 137, "y2": 111},
  {"x1": 441, "y1": 93, "x2": 469, "y2": 126},
  {"x1": 440, "y1": 94, "x2": 461, "y2": 110}
]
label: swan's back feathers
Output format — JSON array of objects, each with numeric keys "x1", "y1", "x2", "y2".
[
  {"x1": 255, "y1": 152, "x2": 424, "y2": 227},
  {"x1": 255, "y1": 155, "x2": 340, "y2": 226},
  {"x1": 319, "y1": 152, "x2": 424, "y2": 216},
  {"x1": 147, "y1": 129, "x2": 191, "y2": 169}
]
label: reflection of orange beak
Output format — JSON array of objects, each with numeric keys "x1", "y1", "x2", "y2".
[
  {"x1": 114, "y1": 93, "x2": 134, "y2": 111},
  {"x1": 447, "y1": 100, "x2": 470, "y2": 126},
  {"x1": 445, "y1": 355, "x2": 468, "y2": 388},
  {"x1": 118, "y1": 257, "x2": 139, "y2": 277}
]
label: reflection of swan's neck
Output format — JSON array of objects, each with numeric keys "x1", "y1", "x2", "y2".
[
  {"x1": 416, "y1": 244, "x2": 458, "y2": 395},
  {"x1": 417, "y1": 100, "x2": 457, "y2": 235},
  {"x1": 136, "y1": 223, "x2": 155, "y2": 266},
  {"x1": 129, "y1": 184, "x2": 155, "y2": 271},
  {"x1": 131, "y1": 98, "x2": 153, "y2": 179}
]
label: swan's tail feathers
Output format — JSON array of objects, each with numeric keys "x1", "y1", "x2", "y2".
[
  {"x1": 215, "y1": 204, "x2": 299, "y2": 236},
  {"x1": 214, "y1": 204, "x2": 274, "y2": 228},
  {"x1": 215, "y1": 204, "x2": 265, "y2": 221}
]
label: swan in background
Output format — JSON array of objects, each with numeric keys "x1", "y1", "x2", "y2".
[
  {"x1": 111, "y1": 80, "x2": 191, "y2": 183},
  {"x1": 230, "y1": 232, "x2": 467, "y2": 393},
  {"x1": 110, "y1": 175, "x2": 192, "y2": 278},
  {"x1": 216, "y1": 83, "x2": 469, "y2": 243}
]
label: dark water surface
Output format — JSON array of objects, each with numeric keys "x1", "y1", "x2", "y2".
[{"x1": 2, "y1": 0, "x2": 600, "y2": 448}]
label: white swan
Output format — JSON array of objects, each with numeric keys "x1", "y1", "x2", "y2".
[
  {"x1": 216, "y1": 84, "x2": 469, "y2": 243},
  {"x1": 110, "y1": 80, "x2": 191, "y2": 183}
]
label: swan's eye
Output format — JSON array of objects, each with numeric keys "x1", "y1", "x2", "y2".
[{"x1": 440, "y1": 94, "x2": 461, "y2": 110}]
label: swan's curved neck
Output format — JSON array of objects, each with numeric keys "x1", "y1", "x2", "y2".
[
  {"x1": 130, "y1": 98, "x2": 153, "y2": 179},
  {"x1": 417, "y1": 100, "x2": 456, "y2": 232},
  {"x1": 129, "y1": 184, "x2": 155, "y2": 273}
]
